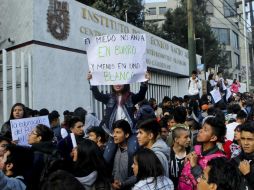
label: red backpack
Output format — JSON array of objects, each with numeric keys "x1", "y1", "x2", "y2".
[{"x1": 177, "y1": 145, "x2": 225, "y2": 190}]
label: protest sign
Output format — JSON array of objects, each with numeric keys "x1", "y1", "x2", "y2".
[
  {"x1": 10, "y1": 116, "x2": 50, "y2": 146},
  {"x1": 85, "y1": 34, "x2": 147, "y2": 85},
  {"x1": 70, "y1": 133, "x2": 77, "y2": 148},
  {"x1": 226, "y1": 88, "x2": 232, "y2": 101},
  {"x1": 210, "y1": 88, "x2": 222, "y2": 103}
]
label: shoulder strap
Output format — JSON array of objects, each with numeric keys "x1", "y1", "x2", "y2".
[{"x1": 205, "y1": 152, "x2": 225, "y2": 161}]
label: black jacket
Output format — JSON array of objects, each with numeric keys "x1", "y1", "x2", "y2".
[{"x1": 232, "y1": 152, "x2": 254, "y2": 190}]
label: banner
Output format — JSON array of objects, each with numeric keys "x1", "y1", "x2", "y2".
[
  {"x1": 85, "y1": 34, "x2": 147, "y2": 85},
  {"x1": 10, "y1": 116, "x2": 50, "y2": 146}
]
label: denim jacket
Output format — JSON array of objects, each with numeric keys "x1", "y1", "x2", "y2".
[{"x1": 90, "y1": 83, "x2": 148, "y2": 133}]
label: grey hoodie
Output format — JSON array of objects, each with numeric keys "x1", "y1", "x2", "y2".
[
  {"x1": 76, "y1": 171, "x2": 97, "y2": 190},
  {"x1": 0, "y1": 171, "x2": 26, "y2": 190},
  {"x1": 151, "y1": 138, "x2": 170, "y2": 177}
]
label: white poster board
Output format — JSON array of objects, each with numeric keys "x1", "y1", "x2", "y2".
[
  {"x1": 85, "y1": 34, "x2": 147, "y2": 85},
  {"x1": 210, "y1": 89, "x2": 222, "y2": 103},
  {"x1": 226, "y1": 88, "x2": 232, "y2": 101},
  {"x1": 10, "y1": 116, "x2": 50, "y2": 146}
]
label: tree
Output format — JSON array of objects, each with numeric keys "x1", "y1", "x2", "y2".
[
  {"x1": 91, "y1": 0, "x2": 144, "y2": 27},
  {"x1": 75, "y1": 0, "x2": 95, "y2": 6},
  {"x1": 160, "y1": 1, "x2": 229, "y2": 74}
]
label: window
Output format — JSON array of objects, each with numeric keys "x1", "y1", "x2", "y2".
[
  {"x1": 225, "y1": 51, "x2": 232, "y2": 68},
  {"x1": 149, "y1": 7, "x2": 156, "y2": 15},
  {"x1": 233, "y1": 53, "x2": 240, "y2": 69},
  {"x1": 232, "y1": 31, "x2": 239, "y2": 49},
  {"x1": 224, "y1": 0, "x2": 237, "y2": 17},
  {"x1": 159, "y1": 7, "x2": 167, "y2": 15},
  {"x1": 206, "y1": 0, "x2": 214, "y2": 15},
  {"x1": 212, "y1": 28, "x2": 230, "y2": 45}
]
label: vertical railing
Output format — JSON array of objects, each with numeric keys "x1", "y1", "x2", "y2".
[
  {"x1": 1, "y1": 50, "x2": 31, "y2": 122},
  {"x1": 12, "y1": 51, "x2": 17, "y2": 105},
  {"x1": 2, "y1": 49, "x2": 8, "y2": 122},
  {"x1": 21, "y1": 52, "x2": 25, "y2": 104},
  {"x1": 28, "y1": 53, "x2": 32, "y2": 108}
]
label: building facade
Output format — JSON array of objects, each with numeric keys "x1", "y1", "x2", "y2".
[
  {"x1": 144, "y1": 0, "x2": 252, "y2": 87},
  {"x1": 0, "y1": 0, "x2": 199, "y2": 123}
]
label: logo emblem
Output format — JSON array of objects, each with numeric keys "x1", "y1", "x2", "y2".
[{"x1": 47, "y1": 0, "x2": 70, "y2": 40}]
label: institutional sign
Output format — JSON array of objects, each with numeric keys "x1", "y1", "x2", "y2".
[
  {"x1": 47, "y1": 0, "x2": 70, "y2": 40},
  {"x1": 39, "y1": 1, "x2": 194, "y2": 75},
  {"x1": 79, "y1": 5, "x2": 190, "y2": 75}
]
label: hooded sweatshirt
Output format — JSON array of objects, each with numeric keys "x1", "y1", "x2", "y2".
[
  {"x1": 76, "y1": 171, "x2": 97, "y2": 189},
  {"x1": 151, "y1": 138, "x2": 170, "y2": 177},
  {"x1": 76, "y1": 171, "x2": 110, "y2": 190},
  {"x1": 0, "y1": 171, "x2": 26, "y2": 190}
]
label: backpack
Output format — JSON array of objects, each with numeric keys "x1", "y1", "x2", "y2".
[
  {"x1": 136, "y1": 104, "x2": 156, "y2": 121},
  {"x1": 39, "y1": 149, "x2": 63, "y2": 184},
  {"x1": 177, "y1": 145, "x2": 225, "y2": 190}
]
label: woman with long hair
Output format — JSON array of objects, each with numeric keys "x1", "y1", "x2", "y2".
[
  {"x1": 1, "y1": 103, "x2": 28, "y2": 139},
  {"x1": 132, "y1": 148, "x2": 174, "y2": 190},
  {"x1": 72, "y1": 139, "x2": 111, "y2": 190},
  {"x1": 87, "y1": 71, "x2": 150, "y2": 164}
]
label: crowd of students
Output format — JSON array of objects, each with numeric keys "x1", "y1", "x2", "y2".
[{"x1": 0, "y1": 70, "x2": 253, "y2": 190}]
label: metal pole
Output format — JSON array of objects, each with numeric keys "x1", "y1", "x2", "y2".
[
  {"x1": 12, "y1": 51, "x2": 17, "y2": 105},
  {"x1": 203, "y1": 38, "x2": 206, "y2": 79},
  {"x1": 28, "y1": 54, "x2": 32, "y2": 108},
  {"x1": 242, "y1": 0, "x2": 249, "y2": 91},
  {"x1": 21, "y1": 52, "x2": 25, "y2": 104},
  {"x1": 188, "y1": 0, "x2": 197, "y2": 75},
  {"x1": 125, "y1": 10, "x2": 128, "y2": 23},
  {"x1": 2, "y1": 49, "x2": 8, "y2": 122},
  {"x1": 249, "y1": 0, "x2": 254, "y2": 86}
]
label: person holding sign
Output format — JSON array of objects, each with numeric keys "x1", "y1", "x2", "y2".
[
  {"x1": 57, "y1": 116, "x2": 85, "y2": 161},
  {"x1": 1, "y1": 103, "x2": 28, "y2": 140},
  {"x1": 87, "y1": 71, "x2": 150, "y2": 164}
]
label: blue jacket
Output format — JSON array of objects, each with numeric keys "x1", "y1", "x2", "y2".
[{"x1": 0, "y1": 171, "x2": 26, "y2": 190}]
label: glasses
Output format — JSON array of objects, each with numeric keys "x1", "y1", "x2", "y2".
[{"x1": 29, "y1": 131, "x2": 39, "y2": 136}]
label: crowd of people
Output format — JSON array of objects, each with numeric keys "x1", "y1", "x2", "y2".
[{"x1": 0, "y1": 70, "x2": 253, "y2": 190}]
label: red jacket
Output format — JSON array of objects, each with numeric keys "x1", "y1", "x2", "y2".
[{"x1": 230, "y1": 83, "x2": 240, "y2": 93}]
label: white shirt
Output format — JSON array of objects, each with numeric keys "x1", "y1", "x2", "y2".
[
  {"x1": 188, "y1": 77, "x2": 201, "y2": 95},
  {"x1": 219, "y1": 77, "x2": 227, "y2": 90},
  {"x1": 116, "y1": 96, "x2": 127, "y2": 121},
  {"x1": 209, "y1": 79, "x2": 217, "y2": 87}
]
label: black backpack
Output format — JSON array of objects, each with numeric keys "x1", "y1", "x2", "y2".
[{"x1": 39, "y1": 149, "x2": 63, "y2": 184}]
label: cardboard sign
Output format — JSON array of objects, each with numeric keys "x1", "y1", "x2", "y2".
[
  {"x1": 226, "y1": 88, "x2": 232, "y2": 101},
  {"x1": 85, "y1": 34, "x2": 147, "y2": 85},
  {"x1": 10, "y1": 116, "x2": 50, "y2": 146}
]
